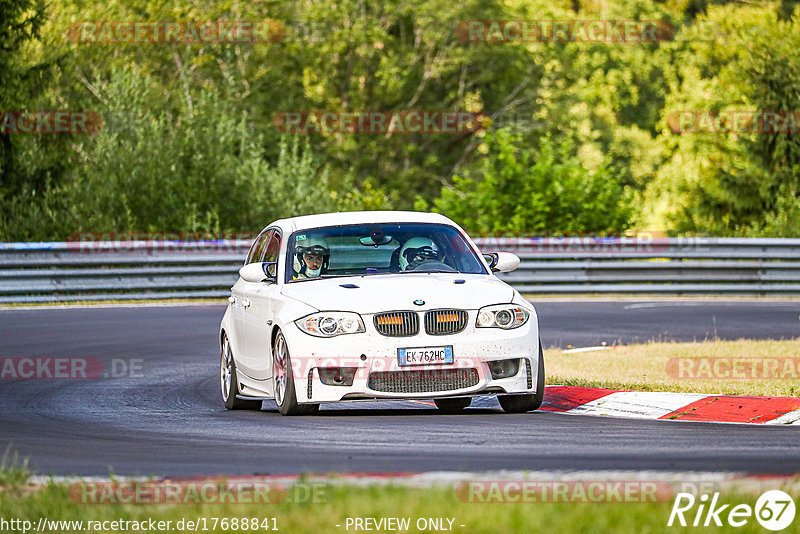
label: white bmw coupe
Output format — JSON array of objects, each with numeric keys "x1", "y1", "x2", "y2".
[{"x1": 219, "y1": 211, "x2": 544, "y2": 415}]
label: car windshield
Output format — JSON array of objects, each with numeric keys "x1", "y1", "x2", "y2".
[{"x1": 285, "y1": 223, "x2": 487, "y2": 282}]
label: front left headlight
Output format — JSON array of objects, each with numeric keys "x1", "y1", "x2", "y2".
[
  {"x1": 476, "y1": 304, "x2": 530, "y2": 329},
  {"x1": 295, "y1": 312, "x2": 366, "y2": 337}
]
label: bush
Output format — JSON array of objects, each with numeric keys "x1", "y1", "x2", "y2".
[
  {"x1": 431, "y1": 129, "x2": 633, "y2": 234},
  {"x1": 8, "y1": 69, "x2": 378, "y2": 239}
]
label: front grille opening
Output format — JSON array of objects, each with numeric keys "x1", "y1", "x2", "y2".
[
  {"x1": 424, "y1": 309, "x2": 468, "y2": 335},
  {"x1": 368, "y1": 368, "x2": 479, "y2": 393},
  {"x1": 374, "y1": 311, "x2": 419, "y2": 337}
]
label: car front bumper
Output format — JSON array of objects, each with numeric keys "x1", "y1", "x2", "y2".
[{"x1": 282, "y1": 310, "x2": 541, "y2": 403}]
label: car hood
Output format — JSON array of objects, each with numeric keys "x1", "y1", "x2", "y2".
[{"x1": 281, "y1": 273, "x2": 514, "y2": 314}]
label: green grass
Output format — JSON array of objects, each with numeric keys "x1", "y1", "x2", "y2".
[
  {"x1": 0, "y1": 446, "x2": 31, "y2": 490},
  {"x1": 2, "y1": 476, "x2": 797, "y2": 534},
  {"x1": 546, "y1": 338, "x2": 800, "y2": 396}
]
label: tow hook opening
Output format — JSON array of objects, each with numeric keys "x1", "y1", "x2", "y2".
[{"x1": 318, "y1": 367, "x2": 358, "y2": 386}]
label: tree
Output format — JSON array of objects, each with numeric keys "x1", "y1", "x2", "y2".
[
  {"x1": 431, "y1": 128, "x2": 633, "y2": 234},
  {"x1": 0, "y1": 0, "x2": 64, "y2": 236},
  {"x1": 643, "y1": 4, "x2": 800, "y2": 235}
]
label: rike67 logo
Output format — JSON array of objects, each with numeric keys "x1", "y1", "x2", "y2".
[{"x1": 668, "y1": 490, "x2": 796, "y2": 531}]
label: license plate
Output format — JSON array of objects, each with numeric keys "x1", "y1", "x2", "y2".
[{"x1": 398, "y1": 346, "x2": 454, "y2": 366}]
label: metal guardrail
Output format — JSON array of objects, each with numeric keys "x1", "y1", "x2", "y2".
[{"x1": 1, "y1": 237, "x2": 800, "y2": 303}]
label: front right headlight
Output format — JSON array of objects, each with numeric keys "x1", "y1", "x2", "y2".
[
  {"x1": 476, "y1": 304, "x2": 529, "y2": 329},
  {"x1": 295, "y1": 312, "x2": 366, "y2": 337}
]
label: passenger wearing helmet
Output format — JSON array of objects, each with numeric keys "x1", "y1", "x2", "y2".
[
  {"x1": 294, "y1": 236, "x2": 330, "y2": 279},
  {"x1": 399, "y1": 237, "x2": 441, "y2": 271}
]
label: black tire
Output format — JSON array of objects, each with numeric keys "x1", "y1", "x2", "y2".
[
  {"x1": 221, "y1": 335, "x2": 263, "y2": 411},
  {"x1": 273, "y1": 331, "x2": 319, "y2": 416},
  {"x1": 498, "y1": 342, "x2": 545, "y2": 414},
  {"x1": 434, "y1": 397, "x2": 471, "y2": 414}
]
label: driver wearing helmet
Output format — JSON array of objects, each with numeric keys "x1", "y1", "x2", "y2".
[
  {"x1": 399, "y1": 237, "x2": 441, "y2": 271},
  {"x1": 293, "y1": 236, "x2": 330, "y2": 279}
]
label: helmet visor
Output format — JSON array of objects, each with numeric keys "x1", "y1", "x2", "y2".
[
  {"x1": 299, "y1": 244, "x2": 329, "y2": 258},
  {"x1": 402, "y1": 245, "x2": 439, "y2": 269}
]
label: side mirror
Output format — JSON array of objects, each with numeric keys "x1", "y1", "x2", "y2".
[
  {"x1": 239, "y1": 262, "x2": 277, "y2": 283},
  {"x1": 483, "y1": 252, "x2": 520, "y2": 273}
]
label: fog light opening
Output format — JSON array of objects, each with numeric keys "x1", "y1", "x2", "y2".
[
  {"x1": 488, "y1": 359, "x2": 521, "y2": 379},
  {"x1": 318, "y1": 367, "x2": 357, "y2": 386}
]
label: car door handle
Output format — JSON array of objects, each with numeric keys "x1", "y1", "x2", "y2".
[{"x1": 242, "y1": 298, "x2": 251, "y2": 308}]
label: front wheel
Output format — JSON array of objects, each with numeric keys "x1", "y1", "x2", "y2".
[
  {"x1": 221, "y1": 335, "x2": 263, "y2": 411},
  {"x1": 498, "y1": 342, "x2": 545, "y2": 414},
  {"x1": 273, "y1": 331, "x2": 319, "y2": 416}
]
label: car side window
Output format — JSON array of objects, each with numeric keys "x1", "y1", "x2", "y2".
[
  {"x1": 263, "y1": 231, "x2": 281, "y2": 263},
  {"x1": 262, "y1": 231, "x2": 281, "y2": 278},
  {"x1": 246, "y1": 230, "x2": 270, "y2": 265}
]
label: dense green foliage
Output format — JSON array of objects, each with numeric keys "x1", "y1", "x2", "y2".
[
  {"x1": 429, "y1": 130, "x2": 632, "y2": 233},
  {"x1": 0, "y1": 0, "x2": 798, "y2": 239},
  {"x1": 644, "y1": 3, "x2": 800, "y2": 235}
]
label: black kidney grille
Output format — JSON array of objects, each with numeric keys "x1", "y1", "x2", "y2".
[
  {"x1": 368, "y1": 368, "x2": 479, "y2": 393},
  {"x1": 424, "y1": 309, "x2": 468, "y2": 335},
  {"x1": 374, "y1": 311, "x2": 419, "y2": 337}
]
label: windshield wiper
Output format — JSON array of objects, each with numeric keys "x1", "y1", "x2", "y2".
[{"x1": 399, "y1": 269, "x2": 459, "y2": 274}]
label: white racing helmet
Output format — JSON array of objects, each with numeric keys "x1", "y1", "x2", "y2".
[
  {"x1": 399, "y1": 237, "x2": 440, "y2": 271},
  {"x1": 295, "y1": 236, "x2": 330, "y2": 277}
]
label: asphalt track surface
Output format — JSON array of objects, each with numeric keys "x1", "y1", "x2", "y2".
[{"x1": 0, "y1": 300, "x2": 798, "y2": 477}]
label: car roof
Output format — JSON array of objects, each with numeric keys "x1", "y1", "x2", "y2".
[{"x1": 271, "y1": 211, "x2": 456, "y2": 233}]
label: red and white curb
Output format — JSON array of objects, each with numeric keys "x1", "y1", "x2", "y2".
[{"x1": 541, "y1": 386, "x2": 800, "y2": 425}]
